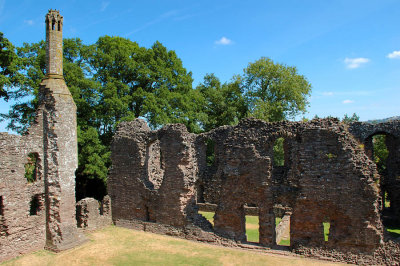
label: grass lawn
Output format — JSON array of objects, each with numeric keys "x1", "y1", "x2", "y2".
[
  {"x1": 387, "y1": 227, "x2": 400, "y2": 238},
  {"x1": 1, "y1": 226, "x2": 343, "y2": 266}
]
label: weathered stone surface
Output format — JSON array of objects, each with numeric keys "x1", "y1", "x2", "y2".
[
  {"x1": 349, "y1": 121, "x2": 400, "y2": 222},
  {"x1": 109, "y1": 117, "x2": 400, "y2": 264},
  {"x1": 0, "y1": 10, "x2": 84, "y2": 262},
  {"x1": 76, "y1": 197, "x2": 112, "y2": 230}
]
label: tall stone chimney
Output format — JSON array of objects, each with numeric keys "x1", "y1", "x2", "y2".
[{"x1": 40, "y1": 9, "x2": 85, "y2": 251}]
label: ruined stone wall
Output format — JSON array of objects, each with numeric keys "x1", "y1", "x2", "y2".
[
  {"x1": 76, "y1": 196, "x2": 112, "y2": 230},
  {"x1": 0, "y1": 10, "x2": 84, "y2": 262},
  {"x1": 108, "y1": 120, "x2": 202, "y2": 229},
  {"x1": 109, "y1": 118, "x2": 385, "y2": 255},
  {"x1": 349, "y1": 121, "x2": 400, "y2": 221}
]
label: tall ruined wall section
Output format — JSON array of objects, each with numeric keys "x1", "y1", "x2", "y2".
[
  {"x1": 349, "y1": 121, "x2": 400, "y2": 221},
  {"x1": 0, "y1": 10, "x2": 83, "y2": 262},
  {"x1": 108, "y1": 119, "x2": 204, "y2": 230},
  {"x1": 109, "y1": 118, "x2": 384, "y2": 254}
]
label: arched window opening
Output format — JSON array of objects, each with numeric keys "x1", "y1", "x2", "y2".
[
  {"x1": 52, "y1": 20, "x2": 56, "y2": 30},
  {"x1": 273, "y1": 137, "x2": 285, "y2": 166},
  {"x1": 25, "y1": 153, "x2": 39, "y2": 183},
  {"x1": 58, "y1": 21, "x2": 61, "y2": 31}
]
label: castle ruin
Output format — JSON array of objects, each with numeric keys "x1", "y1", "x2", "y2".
[{"x1": 1, "y1": 10, "x2": 400, "y2": 264}]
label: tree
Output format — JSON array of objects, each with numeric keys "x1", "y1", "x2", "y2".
[
  {"x1": 373, "y1": 134, "x2": 389, "y2": 175},
  {"x1": 85, "y1": 37, "x2": 200, "y2": 137},
  {"x1": 1, "y1": 36, "x2": 201, "y2": 199},
  {"x1": 241, "y1": 57, "x2": 311, "y2": 122},
  {"x1": 0, "y1": 32, "x2": 27, "y2": 100},
  {"x1": 196, "y1": 74, "x2": 246, "y2": 131},
  {"x1": 342, "y1": 113, "x2": 360, "y2": 123}
]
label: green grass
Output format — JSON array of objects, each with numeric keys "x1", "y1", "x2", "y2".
[
  {"x1": 386, "y1": 227, "x2": 400, "y2": 238},
  {"x1": 1, "y1": 226, "x2": 340, "y2": 266}
]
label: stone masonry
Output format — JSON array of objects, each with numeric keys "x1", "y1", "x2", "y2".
[
  {"x1": 76, "y1": 196, "x2": 112, "y2": 230},
  {"x1": 109, "y1": 118, "x2": 395, "y2": 259},
  {"x1": 0, "y1": 10, "x2": 84, "y2": 262}
]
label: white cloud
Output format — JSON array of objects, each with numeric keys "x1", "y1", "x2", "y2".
[
  {"x1": 387, "y1": 50, "x2": 400, "y2": 59},
  {"x1": 24, "y1": 20, "x2": 34, "y2": 26},
  {"x1": 322, "y1": 91, "x2": 334, "y2": 96},
  {"x1": 215, "y1": 37, "x2": 232, "y2": 45},
  {"x1": 342, "y1": 99, "x2": 354, "y2": 104},
  {"x1": 100, "y1": 1, "x2": 110, "y2": 12},
  {"x1": 344, "y1": 57, "x2": 370, "y2": 69}
]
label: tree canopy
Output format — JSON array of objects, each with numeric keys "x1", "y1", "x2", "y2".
[
  {"x1": 0, "y1": 32, "x2": 313, "y2": 199},
  {"x1": 241, "y1": 57, "x2": 312, "y2": 122}
]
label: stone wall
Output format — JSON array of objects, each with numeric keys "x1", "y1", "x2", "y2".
[
  {"x1": 109, "y1": 118, "x2": 391, "y2": 257},
  {"x1": 76, "y1": 196, "x2": 112, "y2": 230},
  {"x1": 0, "y1": 10, "x2": 84, "y2": 262},
  {"x1": 349, "y1": 121, "x2": 400, "y2": 221}
]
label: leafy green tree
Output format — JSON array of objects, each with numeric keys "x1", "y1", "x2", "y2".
[
  {"x1": 241, "y1": 57, "x2": 311, "y2": 122},
  {"x1": 85, "y1": 37, "x2": 200, "y2": 137},
  {"x1": 373, "y1": 134, "x2": 389, "y2": 175},
  {"x1": 196, "y1": 73, "x2": 246, "y2": 131},
  {"x1": 0, "y1": 32, "x2": 27, "y2": 100},
  {"x1": 0, "y1": 39, "x2": 46, "y2": 133}
]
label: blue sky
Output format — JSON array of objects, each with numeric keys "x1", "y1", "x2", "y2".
[{"x1": 1, "y1": 0, "x2": 400, "y2": 131}]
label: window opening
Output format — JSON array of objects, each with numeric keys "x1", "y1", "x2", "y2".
[
  {"x1": 275, "y1": 213, "x2": 290, "y2": 246},
  {"x1": 246, "y1": 213, "x2": 259, "y2": 243},
  {"x1": 52, "y1": 20, "x2": 55, "y2": 30},
  {"x1": 58, "y1": 21, "x2": 61, "y2": 31},
  {"x1": 372, "y1": 134, "x2": 388, "y2": 176},
  {"x1": 206, "y1": 138, "x2": 216, "y2": 166},
  {"x1": 29, "y1": 194, "x2": 42, "y2": 216},
  {"x1": 25, "y1": 153, "x2": 39, "y2": 183},
  {"x1": 0, "y1": 196, "x2": 4, "y2": 216},
  {"x1": 273, "y1": 137, "x2": 285, "y2": 166},
  {"x1": 197, "y1": 185, "x2": 205, "y2": 203},
  {"x1": 323, "y1": 221, "x2": 330, "y2": 242}
]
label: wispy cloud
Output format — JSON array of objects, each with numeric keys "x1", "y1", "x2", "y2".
[
  {"x1": 322, "y1": 91, "x2": 334, "y2": 96},
  {"x1": 344, "y1": 57, "x2": 370, "y2": 69},
  {"x1": 24, "y1": 19, "x2": 34, "y2": 26},
  {"x1": 100, "y1": 1, "x2": 110, "y2": 12},
  {"x1": 126, "y1": 10, "x2": 179, "y2": 36},
  {"x1": 387, "y1": 50, "x2": 400, "y2": 59},
  {"x1": 215, "y1": 37, "x2": 233, "y2": 45},
  {"x1": 342, "y1": 99, "x2": 354, "y2": 104}
]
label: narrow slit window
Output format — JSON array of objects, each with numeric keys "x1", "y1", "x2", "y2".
[
  {"x1": 58, "y1": 21, "x2": 61, "y2": 31},
  {"x1": 323, "y1": 221, "x2": 330, "y2": 241},
  {"x1": 0, "y1": 196, "x2": 4, "y2": 216}
]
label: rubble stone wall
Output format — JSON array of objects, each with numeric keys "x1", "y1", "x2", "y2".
[
  {"x1": 0, "y1": 10, "x2": 84, "y2": 262},
  {"x1": 109, "y1": 118, "x2": 389, "y2": 256},
  {"x1": 349, "y1": 121, "x2": 400, "y2": 220},
  {"x1": 76, "y1": 196, "x2": 112, "y2": 230}
]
